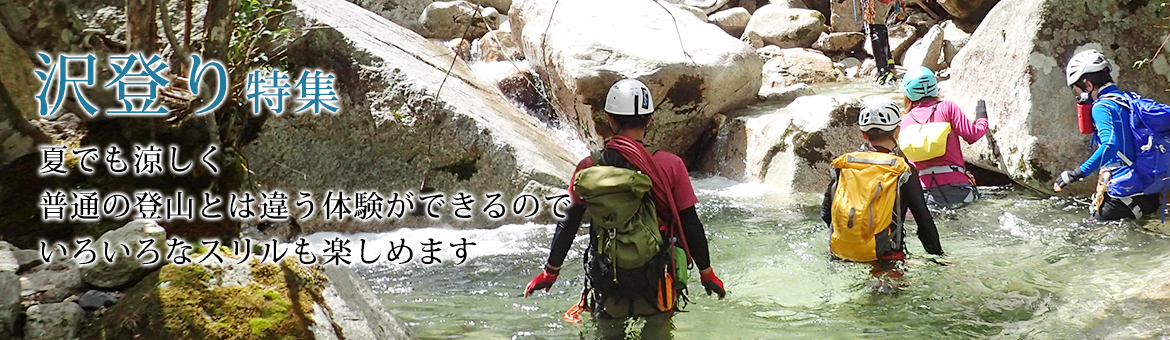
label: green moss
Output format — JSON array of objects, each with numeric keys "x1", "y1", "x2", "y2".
[{"x1": 83, "y1": 258, "x2": 328, "y2": 340}]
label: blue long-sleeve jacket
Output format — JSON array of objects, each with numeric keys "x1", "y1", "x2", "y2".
[{"x1": 1079, "y1": 84, "x2": 1135, "y2": 179}]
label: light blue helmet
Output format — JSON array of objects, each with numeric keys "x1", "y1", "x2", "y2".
[{"x1": 901, "y1": 66, "x2": 939, "y2": 102}]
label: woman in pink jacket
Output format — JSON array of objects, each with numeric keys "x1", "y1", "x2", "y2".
[{"x1": 898, "y1": 67, "x2": 989, "y2": 206}]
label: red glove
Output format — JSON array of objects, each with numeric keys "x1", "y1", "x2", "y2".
[
  {"x1": 524, "y1": 266, "x2": 559, "y2": 297},
  {"x1": 701, "y1": 270, "x2": 726, "y2": 299}
]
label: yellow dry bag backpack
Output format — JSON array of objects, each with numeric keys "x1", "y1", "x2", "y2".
[
  {"x1": 829, "y1": 152, "x2": 911, "y2": 262},
  {"x1": 898, "y1": 104, "x2": 951, "y2": 162}
]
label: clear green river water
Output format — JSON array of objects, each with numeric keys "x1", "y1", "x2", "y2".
[{"x1": 306, "y1": 178, "x2": 1170, "y2": 339}]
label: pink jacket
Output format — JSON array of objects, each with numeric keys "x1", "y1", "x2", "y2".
[{"x1": 899, "y1": 98, "x2": 989, "y2": 188}]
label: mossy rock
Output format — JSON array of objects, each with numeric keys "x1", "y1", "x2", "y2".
[{"x1": 80, "y1": 257, "x2": 413, "y2": 340}]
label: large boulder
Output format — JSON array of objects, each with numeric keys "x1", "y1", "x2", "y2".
[
  {"x1": 742, "y1": 6, "x2": 825, "y2": 48},
  {"x1": 936, "y1": 0, "x2": 999, "y2": 23},
  {"x1": 247, "y1": 0, "x2": 577, "y2": 232},
  {"x1": 80, "y1": 220, "x2": 167, "y2": 289},
  {"x1": 900, "y1": 23, "x2": 946, "y2": 71},
  {"x1": 709, "y1": 7, "x2": 751, "y2": 37},
  {"x1": 947, "y1": 0, "x2": 1170, "y2": 195},
  {"x1": 344, "y1": 0, "x2": 434, "y2": 32},
  {"x1": 700, "y1": 94, "x2": 876, "y2": 192},
  {"x1": 22, "y1": 258, "x2": 84, "y2": 303},
  {"x1": 81, "y1": 259, "x2": 415, "y2": 339},
  {"x1": 812, "y1": 32, "x2": 865, "y2": 53},
  {"x1": 25, "y1": 302, "x2": 84, "y2": 340},
  {"x1": 510, "y1": 0, "x2": 763, "y2": 161},
  {"x1": 419, "y1": 0, "x2": 494, "y2": 40},
  {"x1": 769, "y1": 0, "x2": 806, "y2": 9},
  {"x1": 761, "y1": 48, "x2": 845, "y2": 87}
]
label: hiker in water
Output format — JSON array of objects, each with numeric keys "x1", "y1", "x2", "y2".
[
  {"x1": 821, "y1": 97, "x2": 944, "y2": 276},
  {"x1": 1053, "y1": 49, "x2": 1165, "y2": 221},
  {"x1": 898, "y1": 66, "x2": 989, "y2": 207},
  {"x1": 523, "y1": 79, "x2": 725, "y2": 339},
  {"x1": 836, "y1": 0, "x2": 899, "y2": 84}
]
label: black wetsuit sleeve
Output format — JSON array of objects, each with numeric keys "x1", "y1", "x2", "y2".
[
  {"x1": 546, "y1": 203, "x2": 586, "y2": 267},
  {"x1": 901, "y1": 170, "x2": 944, "y2": 255},
  {"x1": 678, "y1": 206, "x2": 712, "y2": 270},
  {"x1": 821, "y1": 170, "x2": 839, "y2": 226}
]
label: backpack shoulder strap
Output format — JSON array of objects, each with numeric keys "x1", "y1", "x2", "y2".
[{"x1": 590, "y1": 150, "x2": 603, "y2": 166}]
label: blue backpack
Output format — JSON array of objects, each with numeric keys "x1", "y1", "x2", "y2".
[{"x1": 1101, "y1": 92, "x2": 1170, "y2": 199}]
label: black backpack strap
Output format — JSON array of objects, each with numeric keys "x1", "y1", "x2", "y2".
[{"x1": 590, "y1": 150, "x2": 603, "y2": 166}]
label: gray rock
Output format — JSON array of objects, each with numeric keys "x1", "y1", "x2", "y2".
[
  {"x1": 948, "y1": 0, "x2": 1170, "y2": 195},
  {"x1": 22, "y1": 259, "x2": 83, "y2": 303},
  {"x1": 708, "y1": 7, "x2": 749, "y2": 37},
  {"x1": 741, "y1": 30, "x2": 764, "y2": 49},
  {"x1": 25, "y1": 302, "x2": 84, "y2": 340},
  {"x1": 0, "y1": 271, "x2": 17, "y2": 339},
  {"x1": 14, "y1": 249, "x2": 44, "y2": 272},
  {"x1": 80, "y1": 220, "x2": 166, "y2": 289},
  {"x1": 0, "y1": 16, "x2": 39, "y2": 120},
  {"x1": 743, "y1": 5, "x2": 824, "y2": 48},
  {"x1": 345, "y1": 0, "x2": 435, "y2": 32},
  {"x1": 900, "y1": 23, "x2": 946, "y2": 71},
  {"x1": 478, "y1": 30, "x2": 522, "y2": 62},
  {"x1": 0, "y1": 245, "x2": 16, "y2": 273},
  {"x1": 756, "y1": 45, "x2": 783, "y2": 60},
  {"x1": 511, "y1": 0, "x2": 763, "y2": 162},
  {"x1": 839, "y1": 57, "x2": 862, "y2": 78},
  {"x1": 78, "y1": 290, "x2": 118, "y2": 309},
  {"x1": 700, "y1": 94, "x2": 872, "y2": 191},
  {"x1": 249, "y1": 0, "x2": 577, "y2": 231},
  {"x1": 758, "y1": 83, "x2": 814, "y2": 105},
  {"x1": 761, "y1": 48, "x2": 845, "y2": 87},
  {"x1": 419, "y1": 0, "x2": 491, "y2": 39},
  {"x1": 812, "y1": 32, "x2": 865, "y2": 53}
]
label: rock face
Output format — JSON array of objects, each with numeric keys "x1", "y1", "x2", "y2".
[
  {"x1": 25, "y1": 302, "x2": 84, "y2": 340},
  {"x1": 511, "y1": 0, "x2": 763, "y2": 161},
  {"x1": 345, "y1": 0, "x2": 434, "y2": 32},
  {"x1": 709, "y1": 7, "x2": 751, "y2": 37},
  {"x1": 812, "y1": 32, "x2": 864, "y2": 53},
  {"x1": 78, "y1": 290, "x2": 119, "y2": 309},
  {"x1": 743, "y1": 6, "x2": 825, "y2": 48},
  {"x1": 82, "y1": 259, "x2": 415, "y2": 339},
  {"x1": 80, "y1": 220, "x2": 167, "y2": 289},
  {"x1": 419, "y1": 1, "x2": 493, "y2": 39},
  {"x1": 700, "y1": 94, "x2": 870, "y2": 192},
  {"x1": 948, "y1": 0, "x2": 1170, "y2": 195},
  {"x1": 663, "y1": 0, "x2": 731, "y2": 14},
  {"x1": 0, "y1": 269, "x2": 16, "y2": 339},
  {"x1": 248, "y1": 0, "x2": 576, "y2": 232},
  {"x1": 761, "y1": 48, "x2": 845, "y2": 87},
  {"x1": 900, "y1": 23, "x2": 945, "y2": 71},
  {"x1": 0, "y1": 23, "x2": 38, "y2": 120},
  {"x1": 769, "y1": 0, "x2": 806, "y2": 9}
]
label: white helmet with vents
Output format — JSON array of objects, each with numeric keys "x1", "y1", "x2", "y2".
[{"x1": 859, "y1": 97, "x2": 901, "y2": 132}]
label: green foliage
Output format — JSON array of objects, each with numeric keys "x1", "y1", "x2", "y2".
[{"x1": 230, "y1": 0, "x2": 292, "y2": 71}]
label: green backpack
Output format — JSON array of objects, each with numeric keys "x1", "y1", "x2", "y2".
[{"x1": 573, "y1": 152, "x2": 663, "y2": 270}]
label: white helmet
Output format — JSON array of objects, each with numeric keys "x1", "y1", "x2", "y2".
[
  {"x1": 1066, "y1": 49, "x2": 1111, "y2": 87},
  {"x1": 858, "y1": 97, "x2": 901, "y2": 132},
  {"x1": 604, "y1": 79, "x2": 653, "y2": 116}
]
